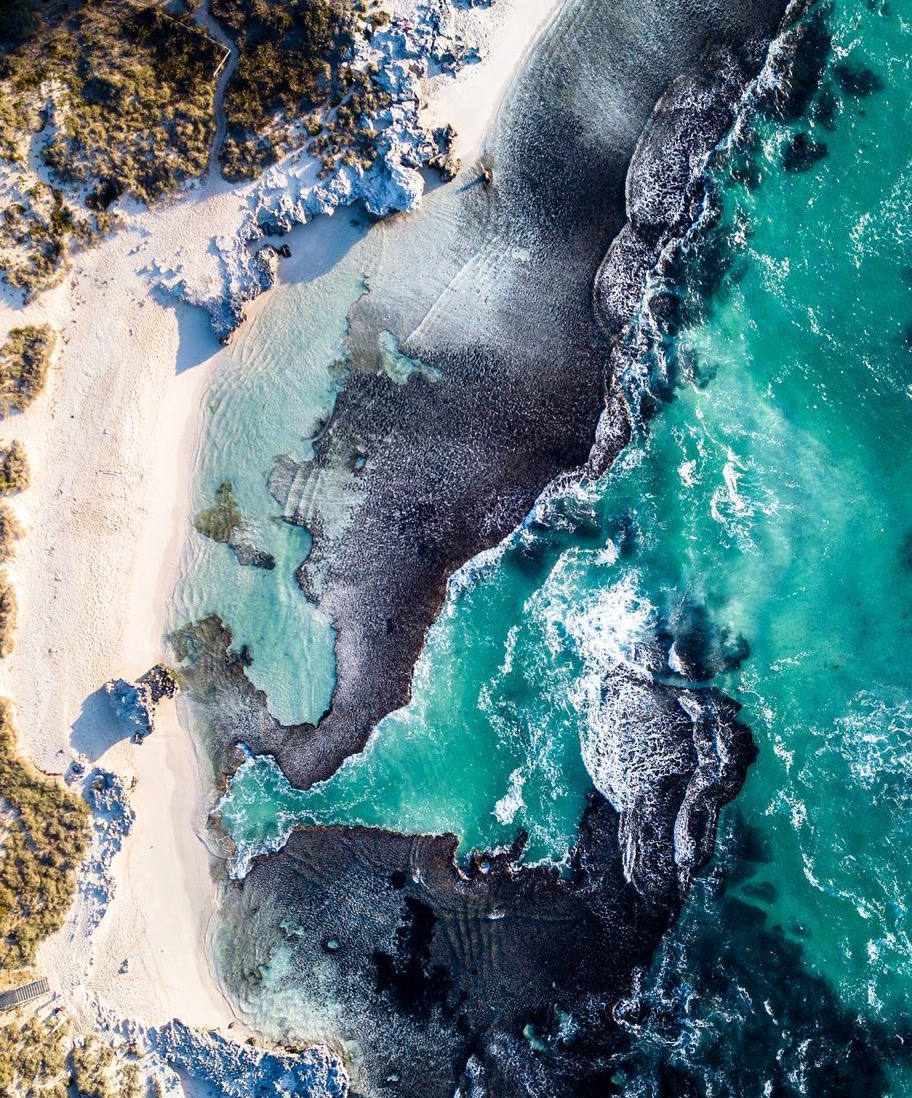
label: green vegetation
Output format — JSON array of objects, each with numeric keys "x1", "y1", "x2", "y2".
[
  {"x1": 0, "y1": 0, "x2": 221, "y2": 294},
  {"x1": 0, "y1": 1010, "x2": 68, "y2": 1098},
  {"x1": 194, "y1": 480, "x2": 243, "y2": 544},
  {"x1": 212, "y1": 0, "x2": 392, "y2": 179},
  {"x1": 0, "y1": 325, "x2": 54, "y2": 415},
  {"x1": 0, "y1": 0, "x2": 405, "y2": 291},
  {"x1": 0, "y1": 441, "x2": 29, "y2": 495},
  {"x1": 0, "y1": 504, "x2": 22, "y2": 565},
  {"x1": 0, "y1": 700, "x2": 91, "y2": 969},
  {"x1": 0, "y1": 184, "x2": 95, "y2": 297},
  {"x1": 0, "y1": 1013, "x2": 147, "y2": 1098},
  {"x1": 0, "y1": 578, "x2": 15, "y2": 659},
  {"x1": 70, "y1": 1035, "x2": 143, "y2": 1098},
  {"x1": 0, "y1": 441, "x2": 27, "y2": 655}
]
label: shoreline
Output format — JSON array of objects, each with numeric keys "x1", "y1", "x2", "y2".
[
  {"x1": 0, "y1": 0, "x2": 575, "y2": 1053},
  {"x1": 0, "y1": 213, "x2": 235, "y2": 1032}
]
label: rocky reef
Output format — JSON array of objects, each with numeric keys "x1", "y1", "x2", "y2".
[
  {"x1": 188, "y1": 0, "x2": 789, "y2": 793},
  {"x1": 583, "y1": 669, "x2": 755, "y2": 903},
  {"x1": 173, "y1": 0, "x2": 803, "y2": 1092}
]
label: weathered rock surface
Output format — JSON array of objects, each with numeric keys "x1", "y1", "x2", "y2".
[
  {"x1": 102, "y1": 1015, "x2": 348, "y2": 1098},
  {"x1": 583, "y1": 668, "x2": 755, "y2": 903},
  {"x1": 104, "y1": 664, "x2": 179, "y2": 743}
]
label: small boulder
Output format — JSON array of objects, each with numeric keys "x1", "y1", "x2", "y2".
[{"x1": 104, "y1": 664, "x2": 179, "y2": 743}]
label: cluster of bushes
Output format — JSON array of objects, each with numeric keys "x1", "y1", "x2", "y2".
[
  {"x1": 70, "y1": 1035, "x2": 144, "y2": 1098},
  {"x1": 0, "y1": 700, "x2": 91, "y2": 969},
  {"x1": 213, "y1": 0, "x2": 391, "y2": 180},
  {"x1": 0, "y1": 1011, "x2": 68, "y2": 1097},
  {"x1": 0, "y1": 325, "x2": 54, "y2": 416},
  {"x1": 0, "y1": 504, "x2": 22, "y2": 566},
  {"x1": 0, "y1": 0, "x2": 221, "y2": 293},
  {"x1": 3, "y1": 0, "x2": 220, "y2": 200},
  {"x1": 0, "y1": 431, "x2": 30, "y2": 657},
  {"x1": 0, "y1": 440, "x2": 28, "y2": 497},
  {"x1": 0, "y1": 1014, "x2": 146, "y2": 1098},
  {"x1": 0, "y1": 184, "x2": 95, "y2": 298},
  {"x1": 0, "y1": 0, "x2": 410, "y2": 296}
]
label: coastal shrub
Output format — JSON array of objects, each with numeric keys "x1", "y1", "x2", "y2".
[
  {"x1": 0, "y1": 441, "x2": 29, "y2": 495},
  {"x1": 0, "y1": 504, "x2": 22, "y2": 564},
  {"x1": 0, "y1": 1013, "x2": 147, "y2": 1098},
  {"x1": 213, "y1": 0, "x2": 390, "y2": 180},
  {"x1": 0, "y1": 577, "x2": 16, "y2": 658},
  {"x1": 0, "y1": 699, "x2": 91, "y2": 969},
  {"x1": 0, "y1": 0, "x2": 221, "y2": 294},
  {"x1": 0, "y1": 1011, "x2": 68, "y2": 1097},
  {"x1": 0, "y1": 324, "x2": 54, "y2": 415},
  {"x1": 71, "y1": 1034, "x2": 143, "y2": 1098}
]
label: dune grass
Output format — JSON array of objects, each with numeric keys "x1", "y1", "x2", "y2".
[{"x1": 0, "y1": 700, "x2": 91, "y2": 970}]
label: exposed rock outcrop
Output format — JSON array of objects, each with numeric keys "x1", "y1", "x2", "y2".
[
  {"x1": 583, "y1": 668, "x2": 755, "y2": 903},
  {"x1": 98, "y1": 1014, "x2": 348, "y2": 1098},
  {"x1": 104, "y1": 664, "x2": 179, "y2": 743}
]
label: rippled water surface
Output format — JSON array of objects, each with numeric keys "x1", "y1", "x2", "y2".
[{"x1": 203, "y1": 0, "x2": 912, "y2": 1086}]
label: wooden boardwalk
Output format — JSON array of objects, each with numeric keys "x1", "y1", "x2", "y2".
[{"x1": 0, "y1": 977, "x2": 50, "y2": 1012}]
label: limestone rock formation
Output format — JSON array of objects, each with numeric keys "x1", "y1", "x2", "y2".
[{"x1": 104, "y1": 664, "x2": 179, "y2": 743}]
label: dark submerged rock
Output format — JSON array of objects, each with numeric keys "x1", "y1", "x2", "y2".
[
  {"x1": 783, "y1": 130, "x2": 829, "y2": 171},
  {"x1": 834, "y1": 59, "x2": 884, "y2": 97}
]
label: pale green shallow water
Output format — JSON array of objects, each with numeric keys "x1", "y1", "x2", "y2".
[
  {"x1": 206, "y1": 0, "x2": 912, "y2": 1086},
  {"x1": 173, "y1": 246, "x2": 362, "y2": 727}
]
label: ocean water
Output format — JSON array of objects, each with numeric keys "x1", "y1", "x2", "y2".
[{"x1": 206, "y1": 0, "x2": 912, "y2": 1086}]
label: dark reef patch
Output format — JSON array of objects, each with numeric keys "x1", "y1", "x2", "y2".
[
  {"x1": 834, "y1": 59, "x2": 884, "y2": 97},
  {"x1": 783, "y1": 129, "x2": 829, "y2": 171},
  {"x1": 198, "y1": 612, "x2": 757, "y2": 1094},
  {"x1": 217, "y1": 802, "x2": 672, "y2": 1097}
]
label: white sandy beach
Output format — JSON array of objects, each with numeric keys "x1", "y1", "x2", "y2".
[{"x1": 0, "y1": 0, "x2": 566, "y2": 1046}]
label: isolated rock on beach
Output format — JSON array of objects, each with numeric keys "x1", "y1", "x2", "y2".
[{"x1": 104, "y1": 664, "x2": 179, "y2": 743}]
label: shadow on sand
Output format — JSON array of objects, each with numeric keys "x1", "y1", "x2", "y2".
[{"x1": 71, "y1": 685, "x2": 132, "y2": 762}]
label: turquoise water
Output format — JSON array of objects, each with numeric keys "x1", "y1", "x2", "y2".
[
  {"x1": 174, "y1": 246, "x2": 362, "y2": 727},
  {"x1": 212, "y1": 0, "x2": 912, "y2": 1085}
]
